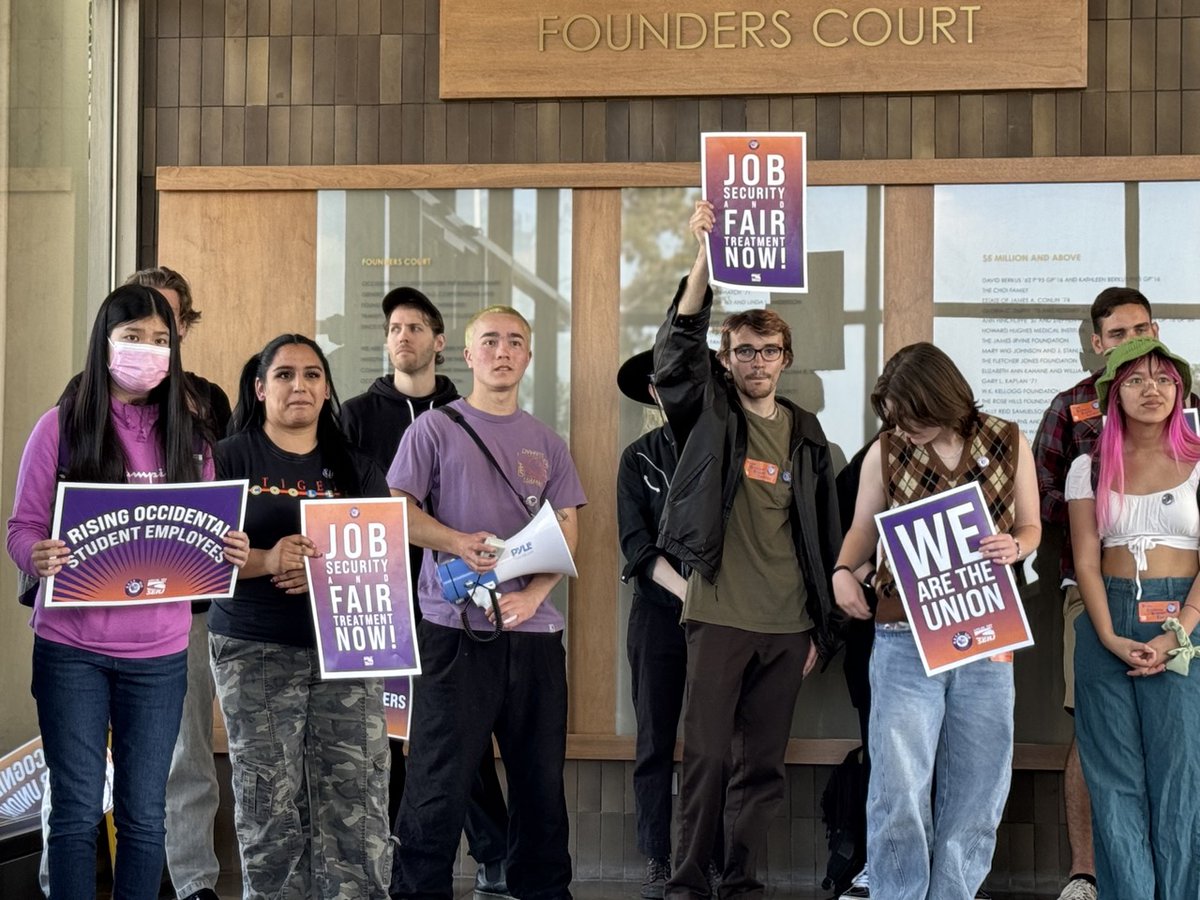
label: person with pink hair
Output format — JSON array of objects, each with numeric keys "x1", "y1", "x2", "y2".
[{"x1": 1066, "y1": 336, "x2": 1200, "y2": 898}]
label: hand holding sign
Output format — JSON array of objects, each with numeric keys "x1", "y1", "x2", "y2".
[
  {"x1": 977, "y1": 532, "x2": 1020, "y2": 566},
  {"x1": 222, "y1": 530, "x2": 250, "y2": 568},
  {"x1": 689, "y1": 200, "x2": 715, "y2": 249},
  {"x1": 30, "y1": 539, "x2": 71, "y2": 577},
  {"x1": 875, "y1": 482, "x2": 1034, "y2": 675},
  {"x1": 268, "y1": 534, "x2": 321, "y2": 595}
]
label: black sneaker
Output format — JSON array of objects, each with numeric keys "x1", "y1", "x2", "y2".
[
  {"x1": 475, "y1": 860, "x2": 512, "y2": 898},
  {"x1": 641, "y1": 856, "x2": 671, "y2": 899},
  {"x1": 839, "y1": 865, "x2": 869, "y2": 899},
  {"x1": 181, "y1": 891, "x2": 220, "y2": 900}
]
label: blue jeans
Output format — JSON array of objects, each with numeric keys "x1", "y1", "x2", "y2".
[
  {"x1": 866, "y1": 627, "x2": 1014, "y2": 900},
  {"x1": 1074, "y1": 575, "x2": 1200, "y2": 900},
  {"x1": 32, "y1": 635, "x2": 187, "y2": 900}
]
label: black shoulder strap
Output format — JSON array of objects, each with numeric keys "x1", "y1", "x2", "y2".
[{"x1": 437, "y1": 406, "x2": 538, "y2": 519}]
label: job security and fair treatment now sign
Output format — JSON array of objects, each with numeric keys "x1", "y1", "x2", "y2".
[
  {"x1": 439, "y1": 1, "x2": 1087, "y2": 99},
  {"x1": 876, "y1": 482, "x2": 1033, "y2": 676},
  {"x1": 302, "y1": 497, "x2": 421, "y2": 680},
  {"x1": 703, "y1": 132, "x2": 806, "y2": 293},
  {"x1": 46, "y1": 481, "x2": 247, "y2": 606}
]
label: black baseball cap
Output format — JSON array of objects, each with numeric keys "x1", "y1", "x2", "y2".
[{"x1": 382, "y1": 287, "x2": 444, "y2": 334}]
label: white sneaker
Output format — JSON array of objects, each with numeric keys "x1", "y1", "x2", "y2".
[
  {"x1": 839, "y1": 866, "x2": 869, "y2": 899},
  {"x1": 1058, "y1": 876, "x2": 1098, "y2": 900}
]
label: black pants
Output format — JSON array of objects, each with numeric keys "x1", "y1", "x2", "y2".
[
  {"x1": 666, "y1": 623, "x2": 810, "y2": 900},
  {"x1": 841, "y1": 615, "x2": 875, "y2": 766},
  {"x1": 388, "y1": 741, "x2": 508, "y2": 864},
  {"x1": 626, "y1": 597, "x2": 687, "y2": 859},
  {"x1": 391, "y1": 621, "x2": 572, "y2": 900},
  {"x1": 388, "y1": 566, "x2": 508, "y2": 864}
]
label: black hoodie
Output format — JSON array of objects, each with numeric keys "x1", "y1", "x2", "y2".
[{"x1": 340, "y1": 373, "x2": 460, "y2": 473}]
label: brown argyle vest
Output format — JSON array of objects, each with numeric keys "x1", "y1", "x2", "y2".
[{"x1": 875, "y1": 413, "x2": 1019, "y2": 623}]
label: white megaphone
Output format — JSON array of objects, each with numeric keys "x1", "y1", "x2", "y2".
[{"x1": 437, "y1": 502, "x2": 578, "y2": 609}]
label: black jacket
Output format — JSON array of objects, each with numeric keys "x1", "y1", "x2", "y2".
[
  {"x1": 341, "y1": 374, "x2": 460, "y2": 472},
  {"x1": 617, "y1": 424, "x2": 684, "y2": 609},
  {"x1": 652, "y1": 279, "x2": 843, "y2": 659}
]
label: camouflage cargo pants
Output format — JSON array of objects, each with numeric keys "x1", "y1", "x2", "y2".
[{"x1": 210, "y1": 634, "x2": 391, "y2": 899}]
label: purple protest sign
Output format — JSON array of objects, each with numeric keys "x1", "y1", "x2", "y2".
[
  {"x1": 46, "y1": 480, "x2": 247, "y2": 607},
  {"x1": 383, "y1": 676, "x2": 412, "y2": 741},
  {"x1": 702, "y1": 132, "x2": 807, "y2": 293},
  {"x1": 302, "y1": 497, "x2": 420, "y2": 680},
  {"x1": 875, "y1": 482, "x2": 1034, "y2": 676},
  {"x1": 0, "y1": 735, "x2": 114, "y2": 840}
]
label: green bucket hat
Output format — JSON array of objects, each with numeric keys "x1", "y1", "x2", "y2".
[{"x1": 1095, "y1": 336, "x2": 1193, "y2": 411}]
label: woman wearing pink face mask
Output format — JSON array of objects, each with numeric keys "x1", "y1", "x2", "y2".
[{"x1": 6, "y1": 284, "x2": 249, "y2": 900}]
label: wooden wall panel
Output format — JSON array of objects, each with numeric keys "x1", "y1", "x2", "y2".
[
  {"x1": 567, "y1": 189, "x2": 622, "y2": 735},
  {"x1": 140, "y1": 2, "x2": 1200, "y2": 258},
  {"x1": 882, "y1": 185, "x2": 933, "y2": 357},
  {"x1": 155, "y1": 191, "x2": 317, "y2": 397}
]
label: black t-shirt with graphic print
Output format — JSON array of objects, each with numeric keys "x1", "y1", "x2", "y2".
[{"x1": 208, "y1": 427, "x2": 387, "y2": 648}]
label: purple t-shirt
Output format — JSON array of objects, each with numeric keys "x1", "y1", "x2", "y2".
[
  {"x1": 6, "y1": 402, "x2": 210, "y2": 658},
  {"x1": 387, "y1": 399, "x2": 587, "y2": 633}
]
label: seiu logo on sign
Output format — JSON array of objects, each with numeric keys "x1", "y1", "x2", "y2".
[{"x1": 510, "y1": 543, "x2": 533, "y2": 557}]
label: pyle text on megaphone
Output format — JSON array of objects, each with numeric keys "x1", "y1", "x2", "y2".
[{"x1": 437, "y1": 502, "x2": 578, "y2": 610}]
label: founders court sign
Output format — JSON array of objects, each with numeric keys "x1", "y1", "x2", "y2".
[{"x1": 439, "y1": 1, "x2": 1086, "y2": 99}]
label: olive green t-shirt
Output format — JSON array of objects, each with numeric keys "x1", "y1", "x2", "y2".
[{"x1": 685, "y1": 405, "x2": 813, "y2": 633}]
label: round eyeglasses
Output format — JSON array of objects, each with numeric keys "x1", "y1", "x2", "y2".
[
  {"x1": 1119, "y1": 375, "x2": 1176, "y2": 392},
  {"x1": 732, "y1": 345, "x2": 784, "y2": 363}
]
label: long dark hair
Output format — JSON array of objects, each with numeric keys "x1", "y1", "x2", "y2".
[
  {"x1": 229, "y1": 334, "x2": 363, "y2": 496},
  {"x1": 64, "y1": 284, "x2": 200, "y2": 483}
]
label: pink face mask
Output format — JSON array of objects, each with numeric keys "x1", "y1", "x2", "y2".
[{"x1": 108, "y1": 339, "x2": 171, "y2": 394}]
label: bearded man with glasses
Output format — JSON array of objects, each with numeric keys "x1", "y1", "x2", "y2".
[{"x1": 651, "y1": 200, "x2": 842, "y2": 900}]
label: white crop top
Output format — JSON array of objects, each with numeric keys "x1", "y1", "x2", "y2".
[{"x1": 1066, "y1": 454, "x2": 1200, "y2": 596}]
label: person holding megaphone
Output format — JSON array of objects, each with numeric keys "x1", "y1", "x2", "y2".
[{"x1": 387, "y1": 305, "x2": 586, "y2": 900}]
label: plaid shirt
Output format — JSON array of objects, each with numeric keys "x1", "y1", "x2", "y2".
[{"x1": 1032, "y1": 373, "x2": 1102, "y2": 583}]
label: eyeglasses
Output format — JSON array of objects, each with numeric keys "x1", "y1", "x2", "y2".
[
  {"x1": 731, "y1": 344, "x2": 784, "y2": 363},
  {"x1": 1120, "y1": 375, "x2": 1176, "y2": 391}
]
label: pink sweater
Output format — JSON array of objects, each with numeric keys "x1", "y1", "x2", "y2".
[{"x1": 6, "y1": 402, "x2": 212, "y2": 658}]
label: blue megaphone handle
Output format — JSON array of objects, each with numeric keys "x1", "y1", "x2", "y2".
[{"x1": 438, "y1": 557, "x2": 500, "y2": 603}]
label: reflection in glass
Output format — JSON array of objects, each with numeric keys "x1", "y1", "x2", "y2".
[
  {"x1": 315, "y1": 189, "x2": 573, "y2": 436},
  {"x1": 314, "y1": 188, "x2": 574, "y2": 623},
  {"x1": 925, "y1": 180, "x2": 1200, "y2": 746},
  {"x1": 933, "y1": 183, "x2": 1126, "y2": 305}
]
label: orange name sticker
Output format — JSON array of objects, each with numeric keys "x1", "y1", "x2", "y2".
[
  {"x1": 744, "y1": 458, "x2": 780, "y2": 484},
  {"x1": 1069, "y1": 400, "x2": 1101, "y2": 423},
  {"x1": 989, "y1": 652, "x2": 1014, "y2": 663},
  {"x1": 1138, "y1": 600, "x2": 1180, "y2": 623}
]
